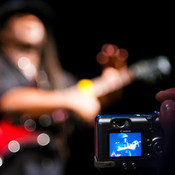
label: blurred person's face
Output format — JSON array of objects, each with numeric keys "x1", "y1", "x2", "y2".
[{"x1": 0, "y1": 13, "x2": 46, "y2": 47}]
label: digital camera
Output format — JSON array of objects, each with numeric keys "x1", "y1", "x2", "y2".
[{"x1": 94, "y1": 111, "x2": 164, "y2": 170}]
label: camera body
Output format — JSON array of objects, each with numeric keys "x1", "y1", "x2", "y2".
[{"x1": 94, "y1": 111, "x2": 164, "y2": 170}]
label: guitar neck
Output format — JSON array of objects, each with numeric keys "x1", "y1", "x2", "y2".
[
  {"x1": 70, "y1": 56, "x2": 170, "y2": 98},
  {"x1": 118, "y1": 146, "x2": 130, "y2": 151},
  {"x1": 86, "y1": 55, "x2": 171, "y2": 98}
]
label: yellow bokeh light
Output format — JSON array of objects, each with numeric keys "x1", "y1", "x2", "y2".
[{"x1": 77, "y1": 79, "x2": 94, "y2": 96}]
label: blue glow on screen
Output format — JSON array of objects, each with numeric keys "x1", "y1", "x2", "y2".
[{"x1": 109, "y1": 132, "x2": 142, "y2": 157}]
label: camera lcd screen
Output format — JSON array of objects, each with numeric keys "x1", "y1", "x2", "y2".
[{"x1": 109, "y1": 132, "x2": 142, "y2": 157}]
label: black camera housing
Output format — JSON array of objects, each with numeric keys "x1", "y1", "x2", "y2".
[{"x1": 94, "y1": 111, "x2": 164, "y2": 170}]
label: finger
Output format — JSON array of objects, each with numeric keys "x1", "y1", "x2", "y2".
[
  {"x1": 159, "y1": 99, "x2": 175, "y2": 174},
  {"x1": 118, "y1": 48, "x2": 128, "y2": 61},
  {"x1": 101, "y1": 44, "x2": 118, "y2": 55},
  {"x1": 96, "y1": 51, "x2": 109, "y2": 65},
  {"x1": 113, "y1": 47, "x2": 120, "y2": 56},
  {"x1": 159, "y1": 99, "x2": 175, "y2": 131},
  {"x1": 155, "y1": 88, "x2": 175, "y2": 102}
]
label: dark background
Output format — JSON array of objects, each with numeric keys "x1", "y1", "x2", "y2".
[
  {"x1": 46, "y1": 2, "x2": 175, "y2": 175},
  {"x1": 48, "y1": 2, "x2": 175, "y2": 112}
]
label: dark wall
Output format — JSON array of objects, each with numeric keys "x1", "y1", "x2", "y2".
[{"x1": 49, "y1": 2, "x2": 175, "y2": 113}]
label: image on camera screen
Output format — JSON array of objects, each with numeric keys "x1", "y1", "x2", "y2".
[{"x1": 109, "y1": 132, "x2": 142, "y2": 157}]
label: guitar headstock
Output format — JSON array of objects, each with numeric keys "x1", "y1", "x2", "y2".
[
  {"x1": 96, "y1": 44, "x2": 128, "y2": 69},
  {"x1": 129, "y1": 55, "x2": 171, "y2": 83}
]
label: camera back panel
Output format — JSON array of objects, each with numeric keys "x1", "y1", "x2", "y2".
[{"x1": 94, "y1": 111, "x2": 164, "y2": 170}]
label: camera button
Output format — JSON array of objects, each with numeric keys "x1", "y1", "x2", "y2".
[
  {"x1": 131, "y1": 162, "x2": 136, "y2": 170},
  {"x1": 146, "y1": 138, "x2": 151, "y2": 143},
  {"x1": 146, "y1": 153, "x2": 152, "y2": 159},
  {"x1": 122, "y1": 163, "x2": 127, "y2": 169},
  {"x1": 153, "y1": 142, "x2": 163, "y2": 155}
]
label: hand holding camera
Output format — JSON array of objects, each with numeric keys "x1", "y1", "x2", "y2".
[{"x1": 94, "y1": 88, "x2": 175, "y2": 174}]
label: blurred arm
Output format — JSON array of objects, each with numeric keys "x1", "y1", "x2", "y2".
[{"x1": 0, "y1": 87, "x2": 101, "y2": 124}]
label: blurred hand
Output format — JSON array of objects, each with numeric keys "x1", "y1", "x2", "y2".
[
  {"x1": 96, "y1": 44, "x2": 128, "y2": 69},
  {"x1": 62, "y1": 89, "x2": 101, "y2": 125}
]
